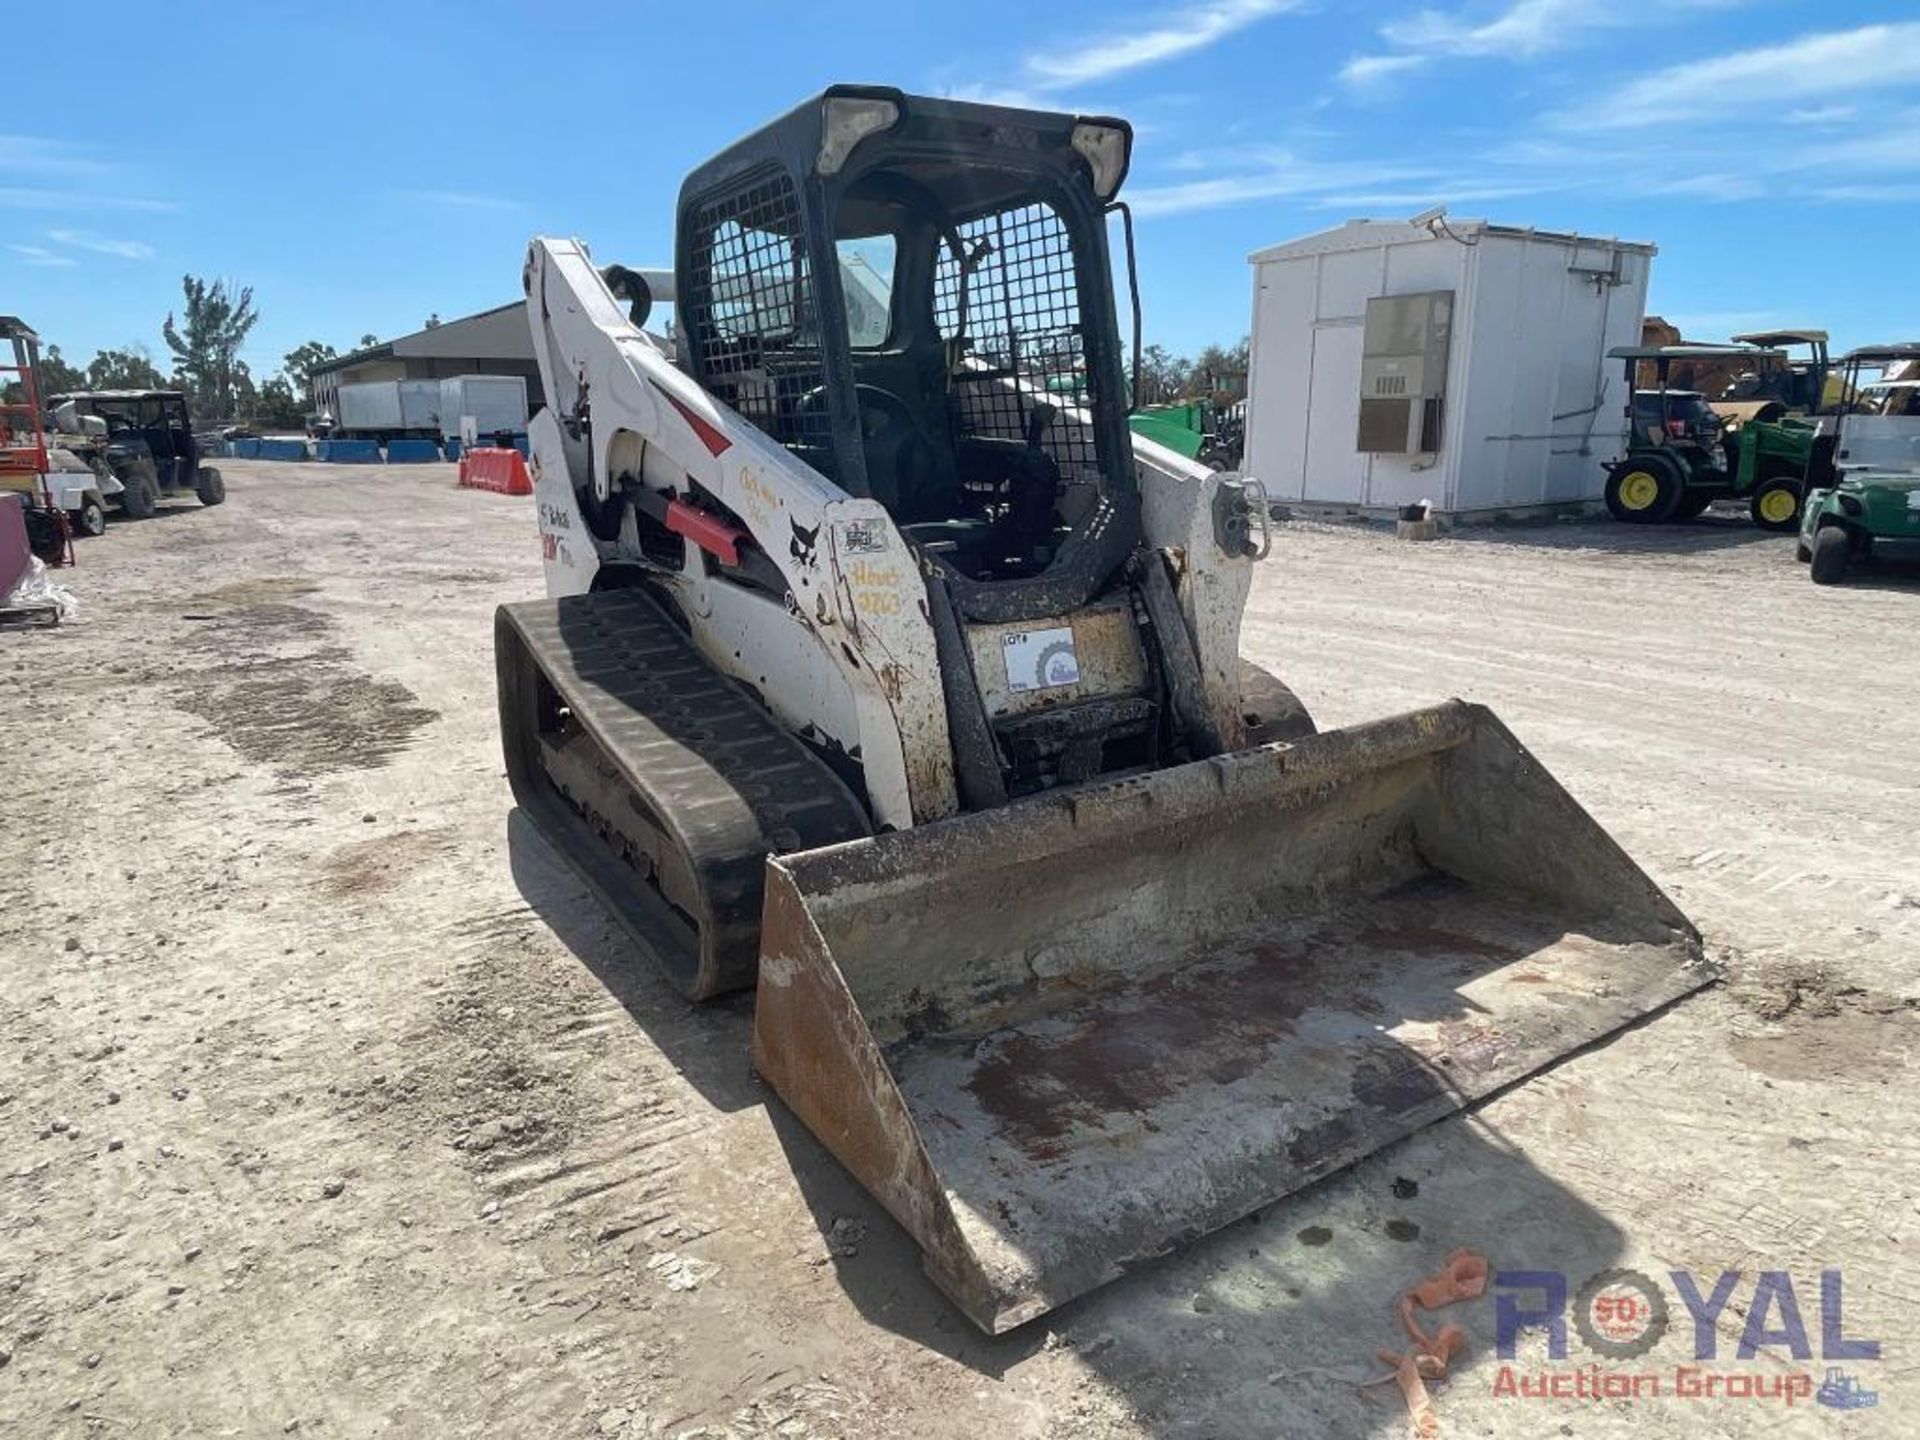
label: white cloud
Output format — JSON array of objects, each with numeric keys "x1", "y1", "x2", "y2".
[
  {"x1": 1333, "y1": 0, "x2": 1752, "y2": 109},
  {"x1": 1637, "y1": 173, "x2": 1769, "y2": 203},
  {"x1": 1813, "y1": 183, "x2": 1920, "y2": 203},
  {"x1": 1337, "y1": 54, "x2": 1430, "y2": 91},
  {"x1": 0, "y1": 137, "x2": 168, "y2": 218},
  {"x1": 0, "y1": 135, "x2": 111, "y2": 177},
  {"x1": 1127, "y1": 150, "x2": 1441, "y2": 216},
  {"x1": 1380, "y1": 0, "x2": 1744, "y2": 59},
  {"x1": 1785, "y1": 104, "x2": 1856, "y2": 126},
  {"x1": 1384, "y1": 0, "x2": 1612, "y2": 58},
  {"x1": 1771, "y1": 108, "x2": 1920, "y2": 175},
  {"x1": 1575, "y1": 22, "x2": 1920, "y2": 129},
  {"x1": 410, "y1": 189, "x2": 520, "y2": 211},
  {"x1": 935, "y1": 82, "x2": 1057, "y2": 111},
  {"x1": 1025, "y1": 0, "x2": 1302, "y2": 87},
  {"x1": 1123, "y1": 89, "x2": 1920, "y2": 223},
  {"x1": 46, "y1": 228, "x2": 153, "y2": 260},
  {"x1": 1305, "y1": 180, "x2": 1567, "y2": 209},
  {"x1": 960, "y1": 9, "x2": 1920, "y2": 225},
  {"x1": 0, "y1": 186, "x2": 174, "y2": 212},
  {"x1": 9, "y1": 243, "x2": 78, "y2": 268}
]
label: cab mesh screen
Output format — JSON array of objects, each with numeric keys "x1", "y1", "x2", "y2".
[
  {"x1": 934, "y1": 202, "x2": 1101, "y2": 485},
  {"x1": 684, "y1": 172, "x2": 835, "y2": 477}
]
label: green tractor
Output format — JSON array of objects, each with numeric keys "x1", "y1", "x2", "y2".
[
  {"x1": 1603, "y1": 344, "x2": 1833, "y2": 530},
  {"x1": 1127, "y1": 363, "x2": 1248, "y2": 469},
  {"x1": 1797, "y1": 342, "x2": 1920, "y2": 585},
  {"x1": 1127, "y1": 397, "x2": 1244, "y2": 469},
  {"x1": 1725, "y1": 328, "x2": 1835, "y2": 414}
]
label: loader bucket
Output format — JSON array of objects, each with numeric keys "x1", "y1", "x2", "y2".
[{"x1": 753, "y1": 702, "x2": 1707, "y2": 1333}]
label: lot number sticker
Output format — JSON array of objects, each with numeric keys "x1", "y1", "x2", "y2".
[{"x1": 1003, "y1": 627, "x2": 1080, "y2": 693}]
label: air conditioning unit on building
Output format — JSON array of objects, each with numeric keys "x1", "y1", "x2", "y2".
[{"x1": 1357, "y1": 290, "x2": 1453, "y2": 455}]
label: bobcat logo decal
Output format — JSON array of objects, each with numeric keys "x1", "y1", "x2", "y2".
[{"x1": 789, "y1": 518, "x2": 820, "y2": 570}]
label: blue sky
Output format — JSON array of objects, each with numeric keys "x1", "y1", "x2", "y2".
[{"x1": 7, "y1": 0, "x2": 1920, "y2": 381}]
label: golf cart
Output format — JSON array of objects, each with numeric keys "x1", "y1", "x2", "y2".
[
  {"x1": 1, "y1": 316, "x2": 123, "y2": 556},
  {"x1": 1725, "y1": 329, "x2": 1835, "y2": 413},
  {"x1": 1603, "y1": 344, "x2": 1832, "y2": 530},
  {"x1": 48, "y1": 389, "x2": 226, "y2": 518},
  {"x1": 39, "y1": 448, "x2": 115, "y2": 537},
  {"x1": 1798, "y1": 343, "x2": 1920, "y2": 585}
]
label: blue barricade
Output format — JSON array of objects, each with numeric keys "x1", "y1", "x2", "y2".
[
  {"x1": 385, "y1": 438, "x2": 442, "y2": 463},
  {"x1": 314, "y1": 438, "x2": 381, "y2": 463}
]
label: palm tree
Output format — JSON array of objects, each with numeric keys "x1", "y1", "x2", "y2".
[{"x1": 162, "y1": 276, "x2": 259, "y2": 420}]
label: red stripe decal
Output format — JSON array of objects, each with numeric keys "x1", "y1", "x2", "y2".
[{"x1": 652, "y1": 380, "x2": 733, "y2": 457}]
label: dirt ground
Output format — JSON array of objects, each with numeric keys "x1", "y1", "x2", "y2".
[{"x1": 3, "y1": 462, "x2": 1916, "y2": 1439}]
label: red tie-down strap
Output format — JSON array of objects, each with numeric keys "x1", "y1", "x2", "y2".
[{"x1": 664, "y1": 498, "x2": 745, "y2": 567}]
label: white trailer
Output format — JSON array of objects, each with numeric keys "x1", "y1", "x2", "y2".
[
  {"x1": 438, "y1": 375, "x2": 528, "y2": 442},
  {"x1": 336, "y1": 380, "x2": 442, "y2": 440},
  {"x1": 1244, "y1": 218, "x2": 1654, "y2": 520}
]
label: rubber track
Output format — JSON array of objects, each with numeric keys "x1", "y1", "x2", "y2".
[{"x1": 496, "y1": 588, "x2": 871, "y2": 998}]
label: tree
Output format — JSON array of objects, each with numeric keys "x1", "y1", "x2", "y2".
[
  {"x1": 423, "y1": 313, "x2": 441, "y2": 329},
  {"x1": 358, "y1": 333, "x2": 379, "y2": 349},
  {"x1": 282, "y1": 340, "x2": 337, "y2": 404},
  {"x1": 1124, "y1": 338, "x2": 1251, "y2": 407},
  {"x1": 2, "y1": 343, "x2": 84, "y2": 405},
  {"x1": 230, "y1": 360, "x2": 258, "y2": 418},
  {"x1": 256, "y1": 375, "x2": 304, "y2": 428},
  {"x1": 1190, "y1": 338, "x2": 1250, "y2": 401},
  {"x1": 86, "y1": 346, "x2": 165, "y2": 390},
  {"x1": 41, "y1": 345, "x2": 86, "y2": 397},
  {"x1": 1133, "y1": 344, "x2": 1190, "y2": 405},
  {"x1": 162, "y1": 275, "x2": 259, "y2": 420}
]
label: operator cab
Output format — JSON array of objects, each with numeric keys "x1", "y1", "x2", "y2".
[
  {"x1": 675, "y1": 87, "x2": 1140, "y2": 623},
  {"x1": 1728, "y1": 329, "x2": 1831, "y2": 412},
  {"x1": 825, "y1": 166, "x2": 1095, "y2": 578},
  {"x1": 1630, "y1": 389, "x2": 1719, "y2": 447},
  {"x1": 1611, "y1": 343, "x2": 1775, "y2": 462}
]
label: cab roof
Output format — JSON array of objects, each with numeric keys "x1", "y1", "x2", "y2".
[
  {"x1": 1608, "y1": 343, "x2": 1779, "y2": 360},
  {"x1": 1730, "y1": 329, "x2": 1828, "y2": 348},
  {"x1": 678, "y1": 84, "x2": 1132, "y2": 227},
  {"x1": 47, "y1": 389, "x2": 186, "y2": 402},
  {"x1": 1843, "y1": 343, "x2": 1920, "y2": 364}
]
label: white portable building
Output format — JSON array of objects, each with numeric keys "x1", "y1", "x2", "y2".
[{"x1": 1243, "y1": 219, "x2": 1655, "y2": 519}]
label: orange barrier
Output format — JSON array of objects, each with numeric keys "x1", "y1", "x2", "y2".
[{"x1": 458, "y1": 447, "x2": 531, "y2": 496}]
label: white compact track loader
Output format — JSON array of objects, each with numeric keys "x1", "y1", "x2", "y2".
[{"x1": 496, "y1": 86, "x2": 1706, "y2": 1333}]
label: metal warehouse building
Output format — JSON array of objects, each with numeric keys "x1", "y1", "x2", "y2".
[
  {"x1": 311, "y1": 304, "x2": 540, "y2": 420},
  {"x1": 1243, "y1": 218, "x2": 1655, "y2": 520}
]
